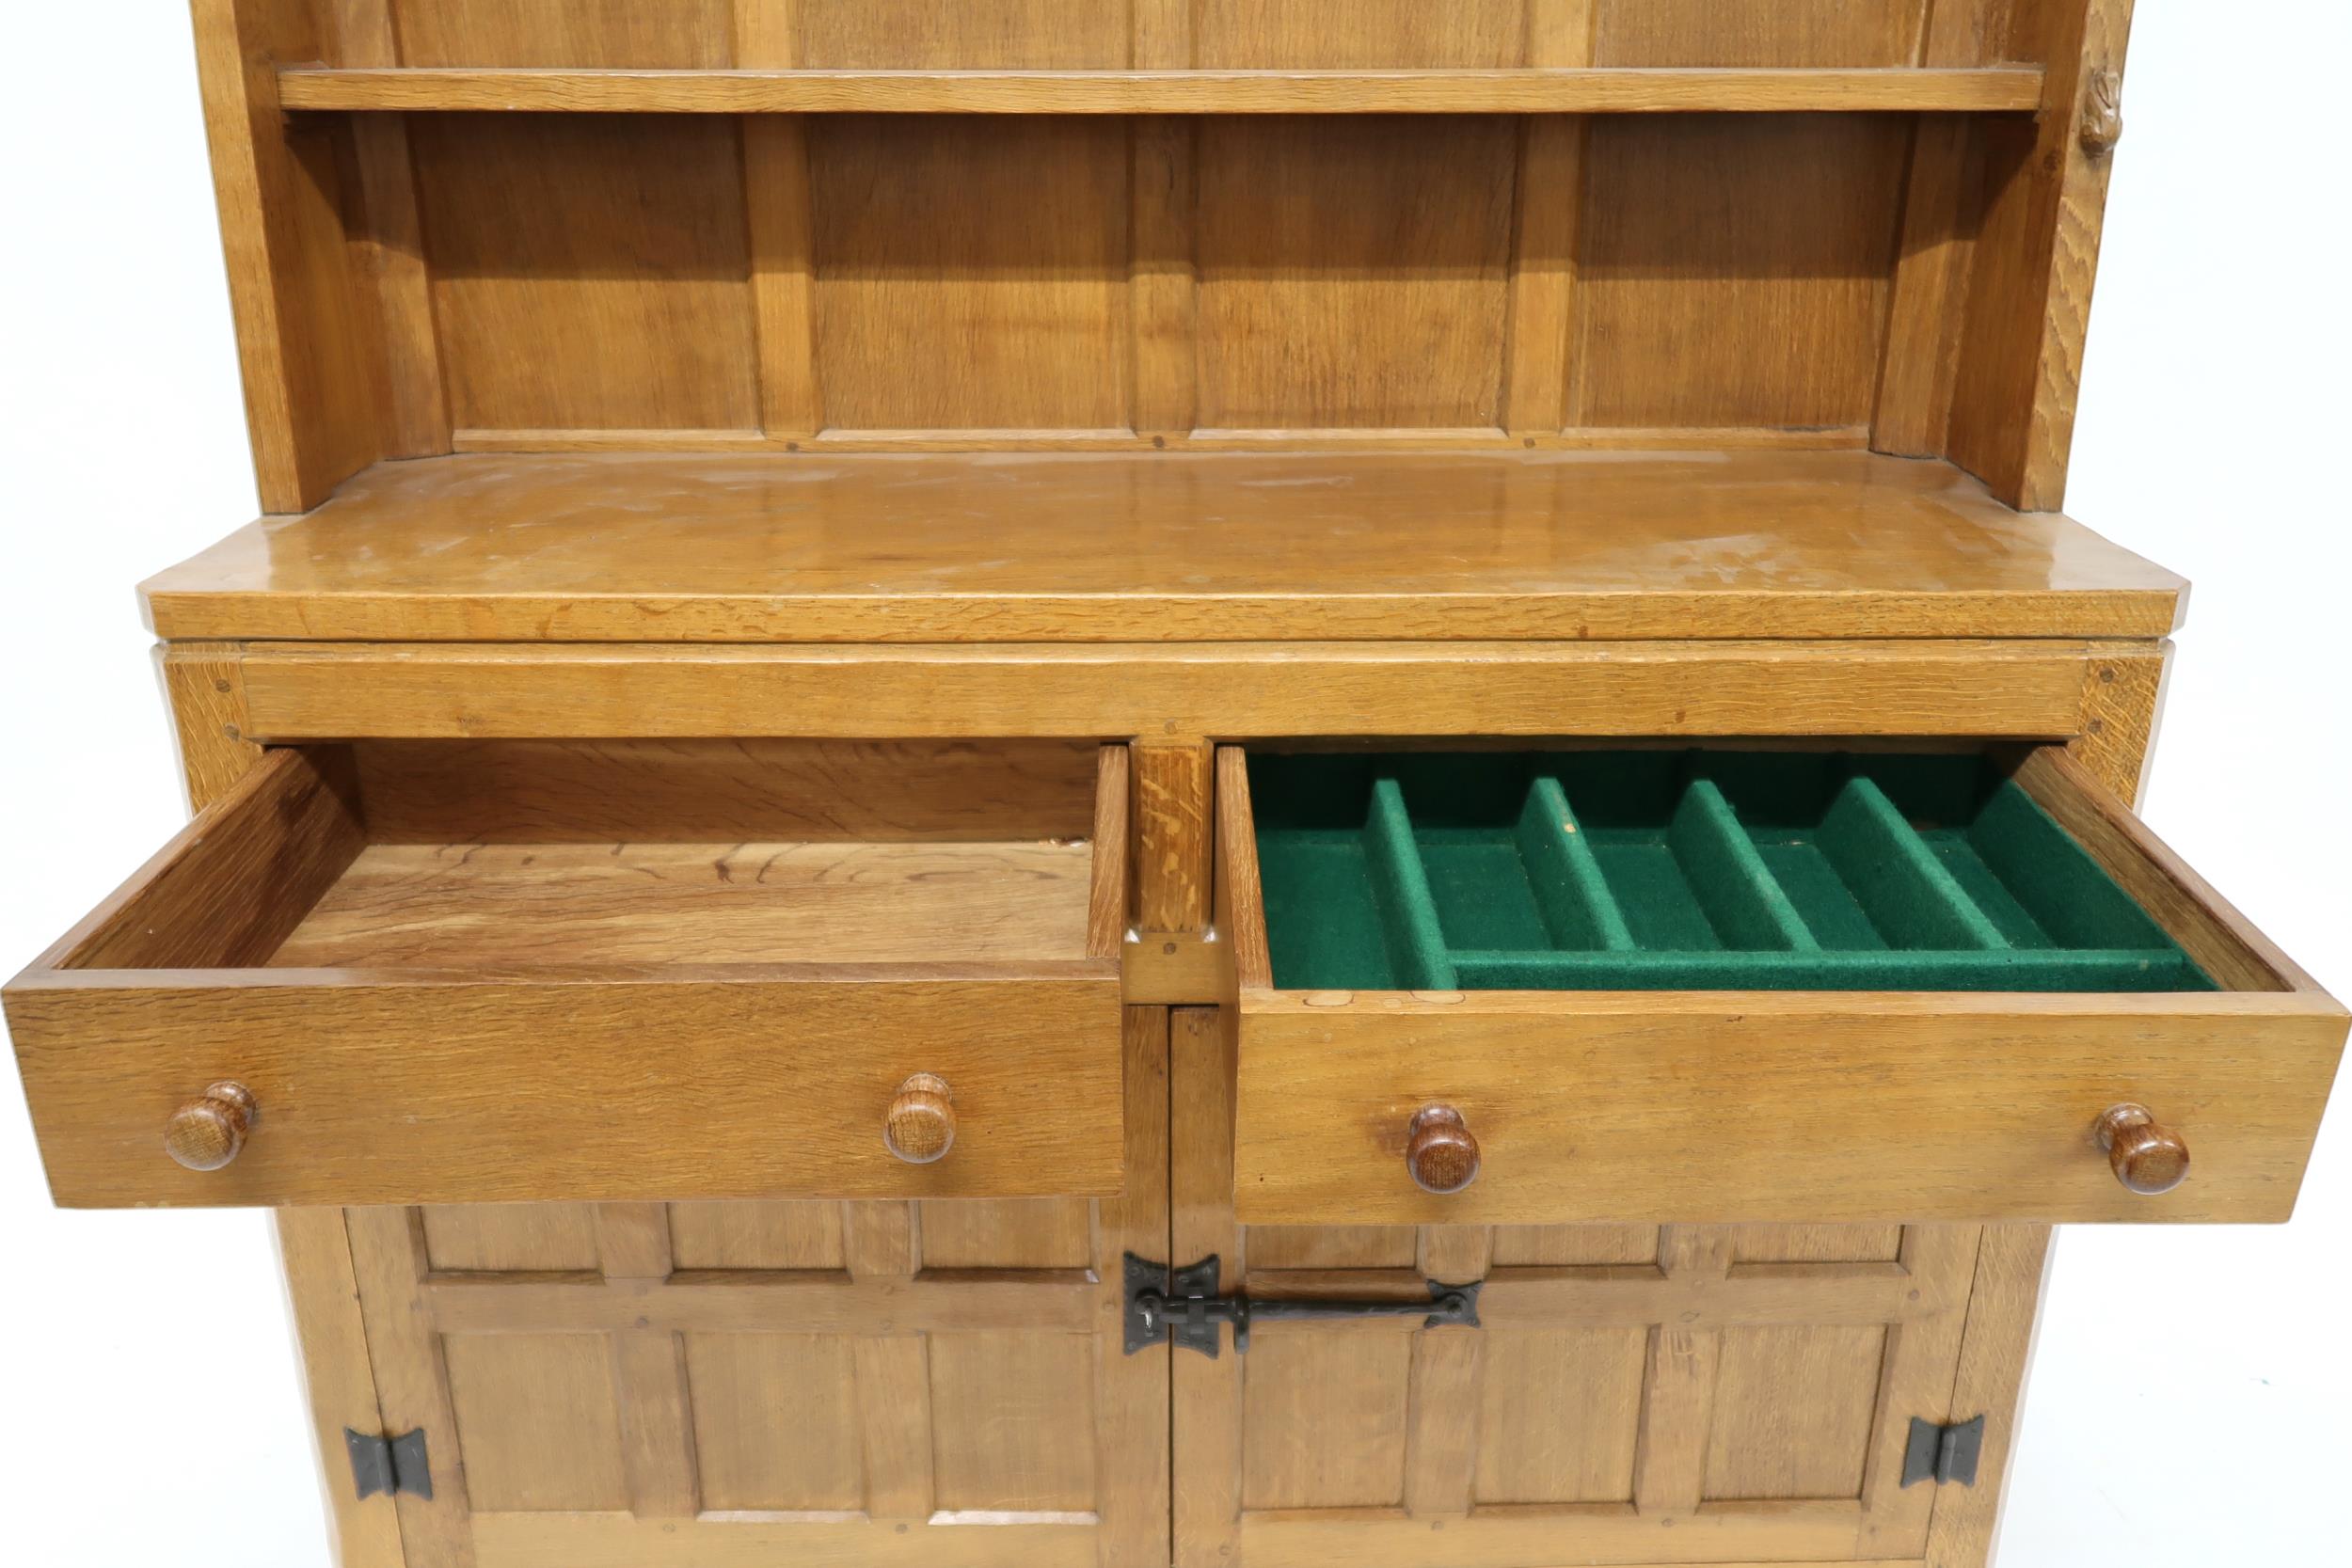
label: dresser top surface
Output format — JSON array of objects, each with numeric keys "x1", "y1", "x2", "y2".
[{"x1": 143, "y1": 449, "x2": 2185, "y2": 644}]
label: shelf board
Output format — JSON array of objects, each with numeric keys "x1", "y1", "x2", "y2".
[
  {"x1": 142, "y1": 450, "x2": 2182, "y2": 645},
  {"x1": 276, "y1": 66, "x2": 2047, "y2": 116}
]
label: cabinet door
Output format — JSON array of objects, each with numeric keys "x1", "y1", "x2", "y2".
[
  {"x1": 1172, "y1": 1006, "x2": 1987, "y2": 1568},
  {"x1": 342, "y1": 1007, "x2": 1168, "y2": 1568}
]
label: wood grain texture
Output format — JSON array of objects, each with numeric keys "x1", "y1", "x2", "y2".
[
  {"x1": 1229, "y1": 988, "x2": 2344, "y2": 1225},
  {"x1": 1573, "y1": 115, "x2": 1911, "y2": 429},
  {"x1": 275, "y1": 1209, "x2": 405, "y2": 1568},
  {"x1": 1592, "y1": 0, "x2": 1928, "y2": 68},
  {"x1": 1946, "y1": 0, "x2": 2137, "y2": 509},
  {"x1": 278, "y1": 66, "x2": 2048, "y2": 113},
  {"x1": 1135, "y1": 740, "x2": 1214, "y2": 933},
  {"x1": 40, "y1": 747, "x2": 363, "y2": 971},
  {"x1": 229, "y1": 638, "x2": 2110, "y2": 742},
  {"x1": 1503, "y1": 3, "x2": 1595, "y2": 435},
  {"x1": 12, "y1": 970, "x2": 1122, "y2": 1207},
  {"x1": 267, "y1": 840, "x2": 1097, "y2": 967},
  {"x1": 809, "y1": 117, "x2": 1129, "y2": 432},
  {"x1": 1198, "y1": 118, "x2": 1514, "y2": 429},
  {"x1": 160, "y1": 641, "x2": 264, "y2": 813},
  {"x1": 410, "y1": 113, "x2": 760, "y2": 435},
  {"x1": 194, "y1": 0, "x2": 385, "y2": 512},
  {"x1": 353, "y1": 737, "x2": 1104, "y2": 843},
  {"x1": 346, "y1": 1206, "x2": 476, "y2": 1564},
  {"x1": 1923, "y1": 1225, "x2": 2052, "y2": 1567},
  {"x1": 141, "y1": 451, "x2": 2185, "y2": 644},
  {"x1": 392, "y1": 0, "x2": 734, "y2": 67}
]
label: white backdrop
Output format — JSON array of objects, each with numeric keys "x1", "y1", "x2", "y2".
[{"x1": 0, "y1": 7, "x2": 2343, "y2": 1561}]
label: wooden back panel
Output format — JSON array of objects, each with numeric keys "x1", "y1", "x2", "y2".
[{"x1": 198, "y1": 0, "x2": 2126, "y2": 513}]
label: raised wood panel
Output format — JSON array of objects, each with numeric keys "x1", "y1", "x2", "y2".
[
  {"x1": 1592, "y1": 1, "x2": 1931, "y2": 67},
  {"x1": 1198, "y1": 118, "x2": 1516, "y2": 429},
  {"x1": 335, "y1": 1012, "x2": 1169, "y2": 1565},
  {"x1": 928, "y1": 1332, "x2": 1101, "y2": 1511},
  {"x1": 412, "y1": 114, "x2": 759, "y2": 434},
  {"x1": 1573, "y1": 115, "x2": 1911, "y2": 429},
  {"x1": 1491, "y1": 1224, "x2": 1660, "y2": 1266},
  {"x1": 1194, "y1": 0, "x2": 1524, "y2": 68},
  {"x1": 684, "y1": 1332, "x2": 866, "y2": 1510},
  {"x1": 1475, "y1": 1326, "x2": 1647, "y2": 1503},
  {"x1": 423, "y1": 1203, "x2": 600, "y2": 1272},
  {"x1": 1734, "y1": 1225, "x2": 1905, "y2": 1264},
  {"x1": 810, "y1": 117, "x2": 1129, "y2": 431},
  {"x1": 393, "y1": 0, "x2": 734, "y2": 67},
  {"x1": 795, "y1": 0, "x2": 1130, "y2": 69},
  {"x1": 915, "y1": 1198, "x2": 1096, "y2": 1270},
  {"x1": 1703, "y1": 1325, "x2": 1889, "y2": 1501},
  {"x1": 443, "y1": 1333, "x2": 630, "y2": 1510},
  {"x1": 1241, "y1": 1329, "x2": 1414, "y2": 1509},
  {"x1": 667, "y1": 1200, "x2": 846, "y2": 1271},
  {"x1": 1247, "y1": 1226, "x2": 1417, "y2": 1272}
]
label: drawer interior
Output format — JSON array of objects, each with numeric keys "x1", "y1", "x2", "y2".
[
  {"x1": 1246, "y1": 749, "x2": 2212, "y2": 992},
  {"x1": 63, "y1": 738, "x2": 1124, "y2": 974}
]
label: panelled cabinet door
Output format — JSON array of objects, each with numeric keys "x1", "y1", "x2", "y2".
[
  {"x1": 343, "y1": 1009, "x2": 1169, "y2": 1568},
  {"x1": 1171, "y1": 1007, "x2": 1988, "y2": 1568}
]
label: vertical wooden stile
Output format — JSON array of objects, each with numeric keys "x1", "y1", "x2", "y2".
[
  {"x1": 596, "y1": 1203, "x2": 698, "y2": 1518},
  {"x1": 737, "y1": 1, "x2": 823, "y2": 437},
  {"x1": 1505, "y1": 0, "x2": 1594, "y2": 434},
  {"x1": 1132, "y1": 0, "x2": 1199, "y2": 438},
  {"x1": 1947, "y1": 0, "x2": 2138, "y2": 508}
]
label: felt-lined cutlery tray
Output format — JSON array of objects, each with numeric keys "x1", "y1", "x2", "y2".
[{"x1": 1245, "y1": 750, "x2": 2212, "y2": 993}]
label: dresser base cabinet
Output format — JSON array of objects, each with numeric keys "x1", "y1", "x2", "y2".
[{"x1": 13, "y1": 2, "x2": 2344, "y2": 1562}]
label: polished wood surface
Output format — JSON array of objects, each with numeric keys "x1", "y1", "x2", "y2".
[
  {"x1": 182, "y1": 2, "x2": 2136, "y2": 514},
  {"x1": 2094, "y1": 1101, "x2": 2190, "y2": 1195},
  {"x1": 144, "y1": 451, "x2": 2183, "y2": 643},
  {"x1": 229, "y1": 639, "x2": 2112, "y2": 744},
  {"x1": 1218, "y1": 743, "x2": 2347, "y2": 1226},
  {"x1": 163, "y1": 1081, "x2": 259, "y2": 1172},
  {"x1": 334, "y1": 1008, "x2": 1171, "y2": 1568},
  {"x1": 279, "y1": 65, "x2": 2049, "y2": 114},
  {"x1": 882, "y1": 1073, "x2": 956, "y2": 1164},
  {"x1": 269, "y1": 840, "x2": 1096, "y2": 968},
  {"x1": 6, "y1": 740, "x2": 1132, "y2": 1208}
]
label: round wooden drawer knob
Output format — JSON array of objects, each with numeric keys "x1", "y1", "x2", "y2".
[
  {"x1": 2095, "y1": 1103, "x2": 2189, "y2": 1196},
  {"x1": 165, "y1": 1082, "x2": 258, "y2": 1172},
  {"x1": 1406, "y1": 1105, "x2": 1480, "y2": 1195},
  {"x1": 883, "y1": 1073, "x2": 957, "y2": 1164}
]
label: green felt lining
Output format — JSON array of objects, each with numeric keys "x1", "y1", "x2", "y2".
[{"x1": 1248, "y1": 750, "x2": 2216, "y2": 994}]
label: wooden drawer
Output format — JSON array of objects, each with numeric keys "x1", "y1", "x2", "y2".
[
  {"x1": 8, "y1": 740, "x2": 1129, "y2": 1208},
  {"x1": 1218, "y1": 744, "x2": 2345, "y2": 1226}
]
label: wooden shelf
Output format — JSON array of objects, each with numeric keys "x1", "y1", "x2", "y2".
[
  {"x1": 276, "y1": 66, "x2": 2047, "y2": 117},
  {"x1": 142, "y1": 450, "x2": 2182, "y2": 645}
]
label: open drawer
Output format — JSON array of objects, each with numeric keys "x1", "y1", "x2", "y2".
[
  {"x1": 1217, "y1": 745, "x2": 2345, "y2": 1225},
  {"x1": 8, "y1": 739, "x2": 1129, "y2": 1208}
]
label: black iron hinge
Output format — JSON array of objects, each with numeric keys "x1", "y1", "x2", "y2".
[
  {"x1": 345, "y1": 1427, "x2": 434, "y2": 1500},
  {"x1": 1123, "y1": 1253, "x2": 1481, "y2": 1358},
  {"x1": 1901, "y1": 1415, "x2": 1986, "y2": 1487}
]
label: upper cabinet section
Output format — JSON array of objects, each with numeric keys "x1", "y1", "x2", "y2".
[{"x1": 194, "y1": 0, "x2": 2132, "y2": 517}]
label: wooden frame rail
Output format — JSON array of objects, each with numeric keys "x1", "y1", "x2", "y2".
[{"x1": 277, "y1": 66, "x2": 2048, "y2": 116}]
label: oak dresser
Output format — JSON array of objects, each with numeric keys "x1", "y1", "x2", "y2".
[{"x1": 6, "y1": 4, "x2": 2343, "y2": 1568}]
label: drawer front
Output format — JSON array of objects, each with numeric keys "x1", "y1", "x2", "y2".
[
  {"x1": 7, "y1": 739, "x2": 1131, "y2": 1208},
  {"x1": 1219, "y1": 745, "x2": 2347, "y2": 1226},
  {"x1": 9, "y1": 971, "x2": 1122, "y2": 1208},
  {"x1": 1232, "y1": 990, "x2": 2342, "y2": 1224}
]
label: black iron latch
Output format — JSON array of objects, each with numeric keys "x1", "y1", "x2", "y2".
[
  {"x1": 1900, "y1": 1415, "x2": 1985, "y2": 1487},
  {"x1": 1123, "y1": 1253, "x2": 1482, "y2": 1357},
  {"x1": 346, "y1": 1427, "x2": 434, "y2": 1500}
]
